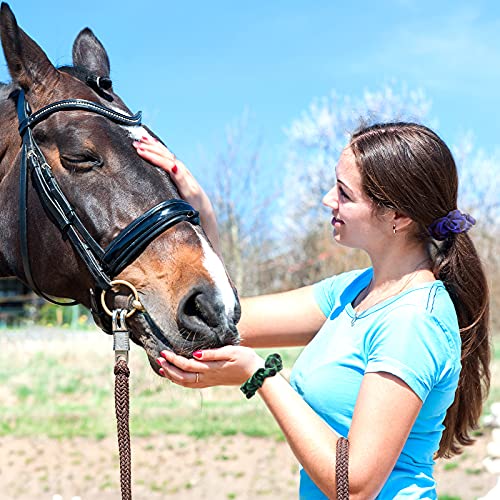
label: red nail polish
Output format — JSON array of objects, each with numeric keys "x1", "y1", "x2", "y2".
[
  {"x1": 159, "y1": 368, "x2": 165, "y2": 375},
  {"x1": 141, "y1": 136, "x2": 149, "y2": 141},
  {"x1": 138, "y1": 147, "x2": 145, "y2": 152},
  {"x1": 172, "y1": 164, "x2": 178, "y2": 174},
  {"x1": 156, "y1": 358, "x2": 162, "y2": 366},
  {"x1": 193, "y1": 350, "x2": 202, "y2": 359}
]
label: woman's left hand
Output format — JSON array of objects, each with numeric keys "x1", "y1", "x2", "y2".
[{"x1": 157, "y1": 346, "x2": 265, "y2": 389}]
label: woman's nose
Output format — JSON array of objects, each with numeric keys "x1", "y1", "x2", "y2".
[{"x1": 322, "y1": 185, "x2": 338, "y2": 209}]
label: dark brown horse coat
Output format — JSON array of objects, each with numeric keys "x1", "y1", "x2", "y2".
[{"x1": 0, "y1": 3, "x2": 240, "y2": 372}]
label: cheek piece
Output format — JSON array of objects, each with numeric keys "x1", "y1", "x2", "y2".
[{"x1": 15, "y1": 88, "x2": 200, "y2": 324}]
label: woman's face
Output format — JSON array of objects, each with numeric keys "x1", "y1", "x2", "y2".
[{"x1": 322, "y1": 147, "x2": 392, "y2": 252}]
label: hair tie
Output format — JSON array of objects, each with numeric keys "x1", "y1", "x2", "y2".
[
  {"x1": 428, "y1": 209, "x2": 476, "y2": 241},
  {"x1": 240, "y1": 353, "x2": 283, "y2": 399}
]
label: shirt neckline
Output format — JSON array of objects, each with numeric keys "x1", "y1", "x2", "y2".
[{"x1": 345, "y1": 269, "x2": 442, "y2": 325}]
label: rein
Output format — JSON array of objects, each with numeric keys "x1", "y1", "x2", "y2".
[
  {"x1": 110, "y1": 304, "x2": 133, "y2": 500},
  {"x1": 14, "y1": 89, "x2": 201, "y2": 499}
]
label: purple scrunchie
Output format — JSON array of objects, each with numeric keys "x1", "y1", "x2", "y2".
[{"x1": 428, "y1": 209, "x2": 476, "y2": 241}]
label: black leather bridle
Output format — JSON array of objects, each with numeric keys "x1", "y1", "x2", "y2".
[{"x1": 15, "y1": 88, "x2": 200, "y2": 310}]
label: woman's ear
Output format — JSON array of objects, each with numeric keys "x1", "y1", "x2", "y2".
[{"x1": 392, "y1": 211, "x2": 414, "y2": 233}]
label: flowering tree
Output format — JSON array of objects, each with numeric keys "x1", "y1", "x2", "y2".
[
  {"x1": 276, "y1": 84, "x2": 432, "y2": 285},
  {"x1": 200, "y1": 84, "x2": 499, "y2": 299},
  {"x1": 202, "y1": 112, "x2": 279, "y2": 295},
  {"x1": 280, "y1": 84, "x2": 433, "y2": 237}
]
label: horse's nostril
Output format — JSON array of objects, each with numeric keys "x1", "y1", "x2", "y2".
[{"x1": 177, "y1": 286, "x2": 226, "y2": 338}]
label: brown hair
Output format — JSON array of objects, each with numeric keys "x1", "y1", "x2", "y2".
[{"x1": 350, "y1": 122, "x2": 490, "y2": 458}]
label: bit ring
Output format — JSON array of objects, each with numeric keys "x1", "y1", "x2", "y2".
[{"x1": 101, "y1": 279, "x2": 144, "y2": 318}]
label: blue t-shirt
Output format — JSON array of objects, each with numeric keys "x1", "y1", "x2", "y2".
[{"x1": 290, "y1": 268, "x2": 461, "y2": 499}]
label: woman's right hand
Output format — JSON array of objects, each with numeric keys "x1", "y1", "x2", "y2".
[{"x1": 133, "y1": 136, "x2": 222, "y2": 256}]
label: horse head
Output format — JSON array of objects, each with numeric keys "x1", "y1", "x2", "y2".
[{"x1": 0, "y1": 3, "x2": 240, "y2": 372}]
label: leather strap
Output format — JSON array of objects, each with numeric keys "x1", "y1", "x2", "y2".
[
  {"x1": 103, "y1": 199, "x2": 200, "y2": 276},
  {"x1": 14, "y1": 89, "x2": 200, "y2": 307},
  {"x1": 19, "y1": 97, "x2": 142, "y2": 135},
  {"x1": 336, "y1": 436, "x2": 349, "y2": 499}
]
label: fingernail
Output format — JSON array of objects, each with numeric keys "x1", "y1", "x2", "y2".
[
  {"x1": 160, "y1": 351, "x2": 169, "y2": 359},
  {"x1": 141, "y1": 136, "x2": 149, "y2": 142},
  {"x1": 159, "y1": 368, "x2": 165, "y2": 376},
  {"x1": 156, "y1": 358, "x2": 162, "y2": 366},
  {"x1": 172, "y1": 164, "x2": 178, "y2": 174},
  {"x1": 193, "y1": 350, "x2": 202, "y2": 359},
  {"x1": 138, "y1": 147, "x2": 145, "y2": 152}
]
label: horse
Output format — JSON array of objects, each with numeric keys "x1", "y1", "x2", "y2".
[{"x1": 0, "y1": 2, "x2": 241, "y2": 373}]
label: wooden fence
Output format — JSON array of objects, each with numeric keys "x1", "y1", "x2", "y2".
[{"x1": 0, "y1": 277, "x2": 42, "y2": 326}]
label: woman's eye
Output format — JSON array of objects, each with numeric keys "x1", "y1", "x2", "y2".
[
  {"x1": 338, "y1": 186, "x2": 350, "y2": 200},
  {"x1": 60, "y1": 154, "x2": 103, "y2": 171}
]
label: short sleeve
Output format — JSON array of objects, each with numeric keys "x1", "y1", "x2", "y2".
[
  {"x1": 313, "y1": 276, "x2": 338, "y2": 317},
  {"x1": 365, "y1": 305, "x2": 458, "y2": 402}
]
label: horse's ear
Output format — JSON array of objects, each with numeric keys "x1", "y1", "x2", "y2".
[
  {"x1": 72, "y1": 28, "x2": 110, "y2": 78},
  {"x1": 0, "y1": 2, "x2": 58, "y2": 91}
]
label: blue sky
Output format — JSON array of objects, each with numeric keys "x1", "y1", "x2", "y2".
[{"x1": 1, "y1": 0, "x2": 498, "y2": 175}]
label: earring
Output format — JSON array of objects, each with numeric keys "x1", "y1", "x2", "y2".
[{"x1": 392, "y1": 224, "x2": 397, "y2": 234}]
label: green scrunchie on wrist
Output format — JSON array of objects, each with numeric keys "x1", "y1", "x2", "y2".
[{"x1": 240, "y1": 353, "x2": 283, "y2": 399}]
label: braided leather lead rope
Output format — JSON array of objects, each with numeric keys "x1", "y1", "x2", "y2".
[
  {"x1": 336, "y1": 437, "x2": 349, "y2": 499},
  {"x1": 114, "y1": 359, "x2": 132, "y2": 500}
]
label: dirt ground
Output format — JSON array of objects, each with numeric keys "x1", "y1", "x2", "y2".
[
  {"x1": 0, "y1": 432, "x2": 497, "y2": 499},
  {"x1": 0, "y1": 327, "x2": 498, "y2": 499}
]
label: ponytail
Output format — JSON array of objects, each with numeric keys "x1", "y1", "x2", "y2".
[
  {"x1": 433, "y1": 232, "x2": 490, "y2": 458},
  {"x1": 350, "y1": 122, "x2": 491, "y2": 459}
]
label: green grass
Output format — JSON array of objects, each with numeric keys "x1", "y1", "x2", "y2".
[
  {"x1": 484, "y1": 337, "x2": 500, "y2": 412},
  {"x1": 2, "y1": 329, "x2": 499, "y2": 443},
  {"x1": 0, "y1": 331, "x2": 302, "y2": 440}
]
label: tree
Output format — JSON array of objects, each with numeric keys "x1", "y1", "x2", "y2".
[
  {"x1": 277, "y1": 83, "x2": 432, "y2": 284},
  {"x1": 202, "y1": 111, "x2": 279, "y2": 296}
]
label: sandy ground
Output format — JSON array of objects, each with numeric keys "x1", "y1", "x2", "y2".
[
  {"x1": 0, "y1": 327, "x2": 498, "y2": 499},
  {"x1": 0, "y1": 432, "x2": 497, "y2": 499},
  {"x1": 0, "y1": 434, "x2": 299, "y2": 500}
]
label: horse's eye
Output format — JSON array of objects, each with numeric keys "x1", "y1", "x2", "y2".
[{"x1": 60, "y1": 154, "x2": 103, "y2": 172}]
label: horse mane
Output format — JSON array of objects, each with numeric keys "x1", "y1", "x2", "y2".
[
  {"x1": 0, "y1": 66, "x2": 112, "y2": 103},
  {"x1": 0, "y1": 66, "x2": 97, "y2": 89},
  {"x1": 59, "y1": 65, "x2": 114, "y2": 101},
  {"x1": 59, "y1": 65, "x2": 91, "y2": 83}
]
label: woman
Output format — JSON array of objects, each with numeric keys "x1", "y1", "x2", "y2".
[{"x1": 133, "y1": 122, "x2": 490, "y2": 499}]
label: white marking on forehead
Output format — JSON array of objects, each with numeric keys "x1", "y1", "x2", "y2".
[
  {"x1": 195, "y1": 228, "x2": 236, "y2": 316},
  {"x1": 106, "y1": 103, "x2": 155, "y2": 141},
  {"x1": 123, "y1": 125, "x2": 153, "y2": 141}
]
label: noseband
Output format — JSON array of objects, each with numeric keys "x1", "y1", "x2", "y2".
[{"x1": 15, "y1": 89, "x2": 200, "y2": 309}]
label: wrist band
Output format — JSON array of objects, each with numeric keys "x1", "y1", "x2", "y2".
[{"x1": 240, "y1": 353, "x2": 283, "y2": 399}]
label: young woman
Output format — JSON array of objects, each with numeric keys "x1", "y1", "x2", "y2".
[{"x1": 133, "y1": 122, "x2": 490, "y2": 499}]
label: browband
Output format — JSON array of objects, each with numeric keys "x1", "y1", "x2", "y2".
[{"x1": 18, "y1": 97, "x2": 142, "y2": 135}]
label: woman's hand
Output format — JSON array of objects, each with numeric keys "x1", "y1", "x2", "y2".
[
  {"x1": 133, "y1": 136, "x2": 208, "y2": 213},
  {"x1": 156, "y1": 346, "x2": 265, "y2": 389},
  {"x1": 133, "y1": 136, "x2": 222, "y2": 256}
]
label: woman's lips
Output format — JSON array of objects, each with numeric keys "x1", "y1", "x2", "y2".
[{"x1": 332, "y1": 216, "x2": 344, "y2": 226}]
